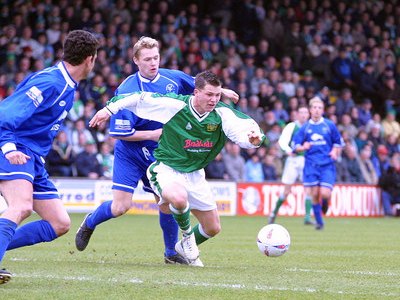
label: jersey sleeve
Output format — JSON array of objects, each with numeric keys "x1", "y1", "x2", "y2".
[
  {"x1": 329, "y1": 121, "x2": 345, "y2": 147},
  {"x1": 216, "y1": 105, "x2": 264, "y2": 148},
  {"x1": 108, "y1": 110, "x2": 137, "y2": 137},
  {"x1": 292, "y1": 123, "x2": 307, "y2": 151},
  {"x1": 107, "y1": 92, "x2": 187, "y2": 124},
  {"x1": 177, "y1": 71, "x2": 195, "y2": 94},
  {"x1": 278, "y1": 122, "x2": 295, "y2": 154},
  {"x1": 0, "y1": 74, "x2": 55, "y2": 151}
]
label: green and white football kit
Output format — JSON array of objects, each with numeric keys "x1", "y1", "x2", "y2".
[{"x1": 107, "y1": 92, "x2": 264, "y2": 209}]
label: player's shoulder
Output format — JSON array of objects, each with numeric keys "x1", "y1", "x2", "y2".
[
  {"x1": 117, "y1": 73, "x2": 139, "y2": 94},
  {"x1": 159, "y1": 68, "x2": 193, "y2": 80},
  {"x1": 26, "y1": 65, "x2": 68, "y2": 91}
]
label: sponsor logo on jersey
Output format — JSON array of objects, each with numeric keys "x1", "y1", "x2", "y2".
[
  {"x1": 142, "y1": 147, "x2": 151, "y2": 160},
  {"x1": 115, "y1": 119, "x2": 132, "y2": 130},
  {"x1": 183, "y1": 139, "x2": 214, "y2": 149},
  {"x1": 310, "y1": 133, "x2": 326, "y2": 145},
  {"x1": 185, "y1": 122, "x2": 192, "y2": 130},
  {"x1": 166, "y1": 84, "x2": 175, "y2": 93},
  {"x1": 310, "y1": 133, "x2": 323, "y2": 141},
  {"x1": 26, "y1": 86, "x2": 43, "y2": 107},
  {"x1": 206, "y1": 123, "x2": 218, "y2": 131}
]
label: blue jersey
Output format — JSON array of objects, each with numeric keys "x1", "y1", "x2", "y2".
[
  {"x1": 292, "y1": 118, "x2": 343, "y2": 166},
  {"x1": 109, "y1": 68, "x2": 195, "y2": 193},
  {"x1": 0, "y1": 62, "x2": 77, "y2": 157},
  {"x1": 110, "y1": 68, "x2": 195, "y2": 153}
]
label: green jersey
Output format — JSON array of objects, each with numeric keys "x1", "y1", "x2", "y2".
[
  {"x1": 107, "y1": 92, "x2": 264, "y2": 173},
  {"x1": 278, "y1": 121, "x2": 304, "y2": 156}
]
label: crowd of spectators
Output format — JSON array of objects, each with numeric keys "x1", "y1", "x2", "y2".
[{"x1": 0, "y1": 0, "x2": 399, "y2": 213}]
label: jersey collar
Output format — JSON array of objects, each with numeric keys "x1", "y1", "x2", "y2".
[
  {"x1": 189, "y1": 96, "x2": 209, "y2": 121},
  {"x1": 58, "y1": 62, "x2": 76, "y2": 88},
  {"x1": 309, "y1": 117, "x2": 324, "y2": 124},
  {"x1": 138, "y1": 72, "x2": 160, "y2": 83}
]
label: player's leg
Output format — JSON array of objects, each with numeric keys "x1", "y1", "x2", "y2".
[
  {"x1": 0, "y1": 180, "x2": 33, "y2": 262},
  {"x1": 191, "y1": 208, "x2": 220, "y2": 246},
  {"x1": 303, "y1": 164, "x2": 324, "y2": 229},
  {"x1": 75, "y1": 189, "x2": 132, "y2": 251},
  {"x1": 269, "y1": 184, "x2": 291, "y2": 224},
  {"x1": 270, "y1": 157, "x2": 296, "y2": 224},
  {"x1": 142, "y1": 176, "x2": 183, "y2": 264},
  {"x1": 319, "y1": 187, "x2": 332, "y2": 215},
  {"x1": 76, "y1": 152, "x2": 140, "y2": 251},
  {"x1": 7, "y1": 197, "x2": 70, "y2": 251},
  {"x1": 308, "y1": 186, "x2": 324, "y2": 229},
  {"x1": 6, "y1": 170, "x2": 70, "y2": 251},
  {"x1": 0, "y1": 148, "x2": 37, "y2": 283},
  {"x1": 319, "y1": 163, "x2": 336, "y2": 215},
  {"x1": 298, "y1": 156, "x2": 313, "y2": 224},
  {"x1": 148, "y1": 162, "x2": 198, "y2": 262}
]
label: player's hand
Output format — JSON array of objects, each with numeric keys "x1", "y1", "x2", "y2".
[
  {"x1": 89, "y1": 108, "x2": 111, "y2": 127},
  {"x1": 329, "y1": 148, "x2": 338, "y2": 160},
  {"x1": 248, "y1": 130, "x2": 263, "y2": 146},
  {"x1": 6, "y1": 151, "x2": 31, "y2": 165},
  {"x1": 221, "y1": 88, "x2": 239, "y2": 104},
  {"x1": 302, "y1": 142, "x2": 311, "y2": 150}
]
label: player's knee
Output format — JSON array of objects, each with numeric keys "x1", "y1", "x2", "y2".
[
  {"x1": 112, "y1": 197, "x2": 132, "y2": 216},
  {"x1": 52, "y1": 215, "x2": 71, "y2": 237},
  {"x1": 112, "y1": 202, "x2": 130, "y2": 216},
  {"x1": 18, "y1": 204, "x2": 33, "y2": 220},
  {"x1": 205, "y1": 223, "x2": 221, "y2": 237}
]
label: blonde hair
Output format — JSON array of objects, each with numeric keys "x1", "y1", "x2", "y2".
[
  {"x1": 132, "y1": 36, "x2": 159, "y2": 59},
  {"x1": 308, "y1": 96, "x2": 324, "y2": 108}
]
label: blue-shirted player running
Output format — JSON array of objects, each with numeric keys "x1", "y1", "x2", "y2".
[
  {"x1": 75, "y1": 37, "x2": 239, "y2": 264},
  {"x1": 0, "y1": 30, "x2": 99, "y2": 284},
  {"x1": 292, "y1": 97, "x2": 343, "y2": 230}
]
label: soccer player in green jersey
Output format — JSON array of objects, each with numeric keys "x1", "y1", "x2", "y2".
[
  {"x1": 268, "y1": 105, "x2": 314, "y2": 225},
  {"x1": 89, "y1": 71, "x2": 265, "y2": 266}
]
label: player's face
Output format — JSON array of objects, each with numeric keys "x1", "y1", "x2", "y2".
[
  {"x1": 134, "y1": 47, "x2": 160, "y2": 79},
  {"x1": 193, "y1": 83, "x2": 222, "y2": 114},
  {"x1": 297, "y1": 107, "x2": 310, "y2": 124},
  {"x1": 309, "y1": 101, "x2": 324, "y2": 121}
]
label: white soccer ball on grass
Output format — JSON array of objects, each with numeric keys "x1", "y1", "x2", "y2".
[{"x1": 257, "y1": 224, "x2": 291, "y2": 257}]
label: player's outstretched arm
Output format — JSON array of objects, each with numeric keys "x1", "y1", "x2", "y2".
[
  {"x1": 89, "y1": 108, "x2": 111, "y2": 127},
  {"x1": 248, "y1": 130, "x2": 265, "y2": 146},
  {"x1": 221, "y1": 88, "x2": 239, "y2": 104}
]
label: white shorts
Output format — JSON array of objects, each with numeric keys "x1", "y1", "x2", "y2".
[
  {"x1": 281, "y1": 155, "x2": 305, "y2": 185},
  {"x1": 147, "y1": 161, "x2": 216, "y2": 211}
]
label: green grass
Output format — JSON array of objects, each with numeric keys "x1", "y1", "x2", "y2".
[{"x1": 1, "y1": 214, "x2": 400, "y2": 299}]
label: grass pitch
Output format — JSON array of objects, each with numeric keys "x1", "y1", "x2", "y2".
[{"x1": 1, "y1": 214, "x2": 399, "y2": 299}]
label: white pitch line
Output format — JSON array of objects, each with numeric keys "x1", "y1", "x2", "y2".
[
  {"x1": 14, "y1": 273, "x2": 400, "y2": 297},
  {"x1": 286, "y1": 267, "x2": 399, "y2": 277}
]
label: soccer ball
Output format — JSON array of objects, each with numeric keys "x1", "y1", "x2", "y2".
[{"x1": 257, "y1": 224, "x2": 291, "y2": 257}]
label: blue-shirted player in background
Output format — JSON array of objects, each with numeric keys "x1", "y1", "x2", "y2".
[
  {"x1": 292, "y1": 97, "x2": 343, "y2": 230},
  {"x1": 75, "y1": 37, "x2": 239, "y2": 264},
  {"x1": 0, "y1": 30, "x2": 99, "y2": 284}
]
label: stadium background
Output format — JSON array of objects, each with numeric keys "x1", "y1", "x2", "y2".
[{"x1": 0, "y1": 0, "x2": 399, "y2": 216}]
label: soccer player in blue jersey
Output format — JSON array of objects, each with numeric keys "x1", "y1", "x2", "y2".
[
  {"x1": 75, "y1": 37, "x2": 239, "y2": 264},
  {"x1": 292, "y1": 97, "x2": 343, "y2": 230},
  {"x1": 0, "y1": 30, "x2": 99, "y2": 284}
]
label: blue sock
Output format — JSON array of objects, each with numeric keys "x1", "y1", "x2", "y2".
[
  {"x1": 7, "y1": 220, "x2": 57, "y2": 250},
  {"x1": 0, "y1": 218, "x2": 18, "y2": 262},
  {"x1": 312, "y1": 204, "x2": 324, "y2": 226},
  {"x1": 159, "y1": 211, "x2": 179, "y2": 257},
  {"x1": 86, "y1": 201, "x2": 115, "y2": 230}
]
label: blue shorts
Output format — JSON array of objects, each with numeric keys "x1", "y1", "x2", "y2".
[
  {"x1": 112, "y1": 144, "x2": 155, "y2": 194},
  {"x1": 0, "y1": 145, "x2": 59, "y2": 199},
  {"x1": 303, "y1": 162, "x2": 336, "y2": 190}
]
